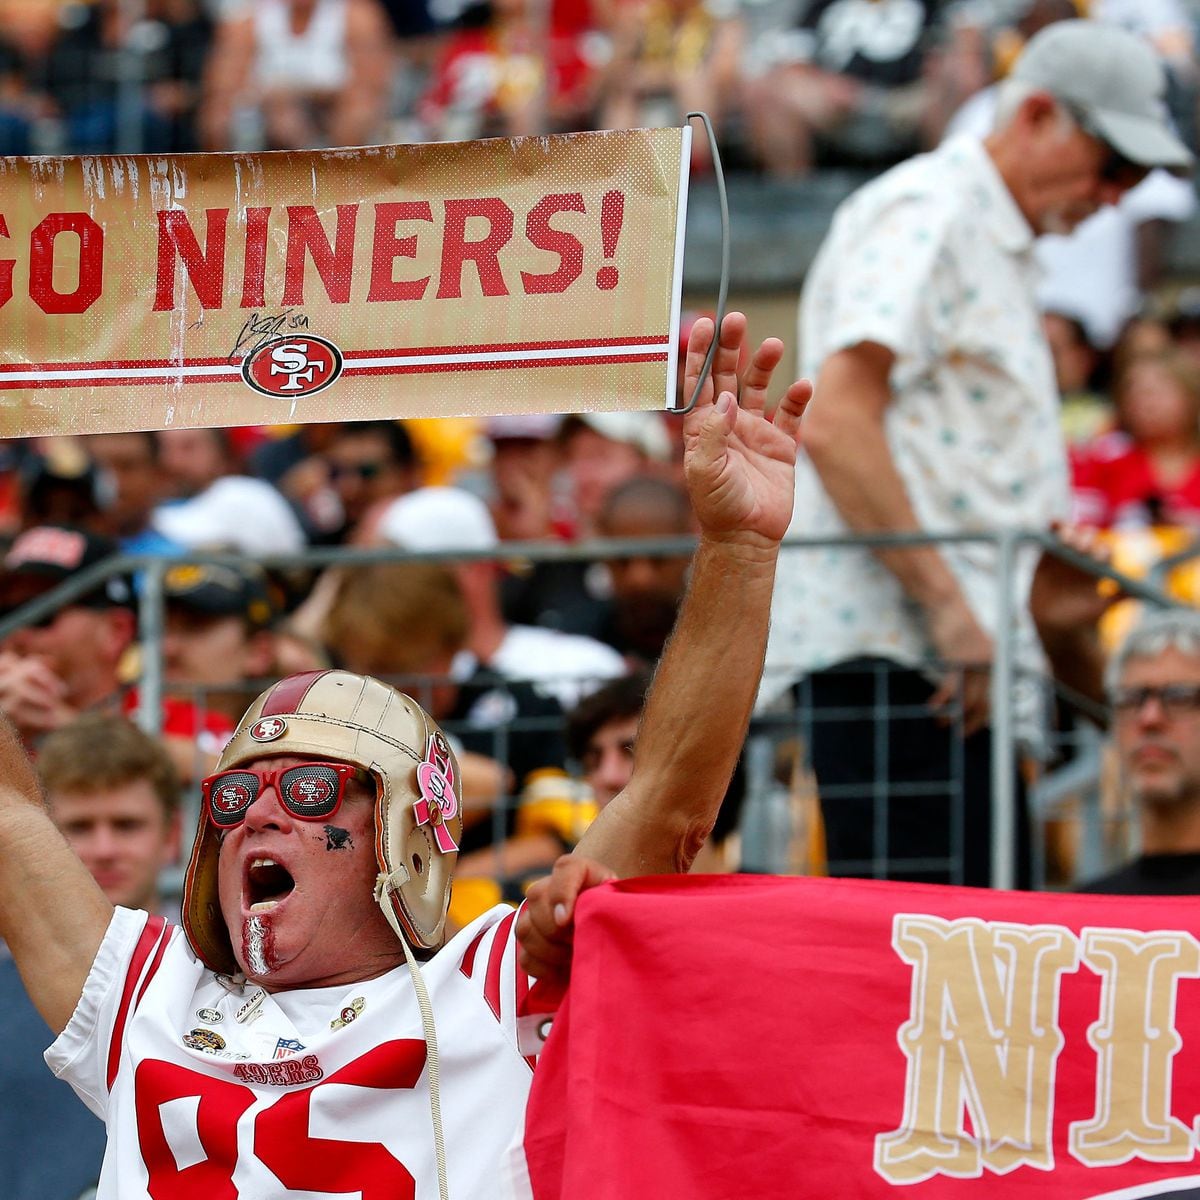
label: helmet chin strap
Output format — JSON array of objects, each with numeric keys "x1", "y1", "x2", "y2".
[{"x1": 376, "y1": 870, "x2": 450, "y2": 1200}]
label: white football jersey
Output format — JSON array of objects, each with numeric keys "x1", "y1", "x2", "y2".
[{"x1": 47, "y1": 904, "x2": 538, "y2": 1199}]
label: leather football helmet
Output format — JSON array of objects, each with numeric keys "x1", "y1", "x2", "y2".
[{"x1": 182, "y1": 670, "x2": 462, "y2": 975}]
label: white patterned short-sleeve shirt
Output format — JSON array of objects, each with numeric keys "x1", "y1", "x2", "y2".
[{"x1": 761, "y1": 136, "x2": 1070, "y2": 722}]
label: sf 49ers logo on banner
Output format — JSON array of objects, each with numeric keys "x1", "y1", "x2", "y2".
[
  {"x1": 414, "y1": 733, "x2": 459, "y2": 854},
  {"x1": 242, "y1": 335, "x2": 344, "y2": 398}
]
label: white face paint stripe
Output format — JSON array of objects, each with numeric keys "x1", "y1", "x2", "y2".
[{"x1": 245, "y1": 915, "x2": 269, "y2": 977}]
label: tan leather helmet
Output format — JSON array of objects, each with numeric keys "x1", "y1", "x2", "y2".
[{"x1": 182, "y1": 669, "x2": 462, "y2": 976}]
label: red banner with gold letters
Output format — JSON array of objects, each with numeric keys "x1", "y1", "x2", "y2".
[
  {"x1": 0, "y1": 129, "x2": 690, "y2": 437},
  {"x1": 517, "y1": 875, "x2": 1200, "y2": 1200}
]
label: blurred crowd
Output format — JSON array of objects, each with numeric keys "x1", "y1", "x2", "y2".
[
  {"x1": 5, "y1": 8, "x2": 1200, "y2": 1194},
  {"x1": 0, "y1": 403, "x2": 707, "y2": 924},
  {"x1": 0, "y1": 0, "x2": 1193, "y2": 174},
  {"x1": 3, "y1": 0, "x2": 1200, "y2": 915}
]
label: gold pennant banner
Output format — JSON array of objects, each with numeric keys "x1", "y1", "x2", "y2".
[{"x1": 0, "y1": 127, "x2": 691, "y2": 437}]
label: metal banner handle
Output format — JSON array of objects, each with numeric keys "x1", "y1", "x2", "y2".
[{"x1": 672, "y1": 111, "x2": 731, "y2": 415}]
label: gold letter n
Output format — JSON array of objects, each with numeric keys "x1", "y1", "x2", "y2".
[{"x1": 874, "y1": 915, "x2": 1078, "y2": 1184}]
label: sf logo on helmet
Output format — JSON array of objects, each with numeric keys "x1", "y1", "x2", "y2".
[{"x1": 242, "y1": 334, "x2": 344, "y2": 398}]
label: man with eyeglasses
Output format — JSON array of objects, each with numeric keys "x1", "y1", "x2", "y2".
[
  {"x1": 0, "y1": 313, "x2": 813, "y2": 1199},
  {"x1": 762, "y1": 19, "x2": 1195, "y2": 889},
  {"x1": 1080, "y1": 609, "x2": 1200, "y2": 895}
]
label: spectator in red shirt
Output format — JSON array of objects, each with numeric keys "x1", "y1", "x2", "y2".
[
  {"x1": 1072, "y1": 349, "x2": 1200, "y2": 530},
  {"x1": 420, "y1": 0, "x2": 600, "y2": 141}
]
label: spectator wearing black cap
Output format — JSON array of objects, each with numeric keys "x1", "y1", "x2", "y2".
[
  {"x1": 0, "y1": 525, "x2": 135, "y2": 744},
  {"x1": 159, "y1": 562, "x2": 278, "y2": 725},
  {"x1": 15, "y1": 441, "x2": 103, "y2": 532}
]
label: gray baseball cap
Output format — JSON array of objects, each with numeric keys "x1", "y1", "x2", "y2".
[{"x1": 1013, "y1": 20, "x2": 1194, "y2": 174}]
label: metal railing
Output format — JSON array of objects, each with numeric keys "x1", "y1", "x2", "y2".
[{"x1": 0, "y1": 527, "x2": 1186, "y2": 892}]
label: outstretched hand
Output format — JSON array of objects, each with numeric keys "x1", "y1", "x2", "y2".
[
  {"x1": 682, "y1": 312, "x2": 812, "y2": 547},
  {"x1": 1031, "y1": 522, "x2": 1122, "y2": 635},
  {"x1": 516, "y1": 854, "x2": 616, "y2": 984}
]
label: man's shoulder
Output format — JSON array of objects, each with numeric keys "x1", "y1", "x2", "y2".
[
  {"x1": 1077, "y1": 853, "x2": 1200, "y2": 895},
  {"x1": 819, "y1": 141, "x2": 984, "y2": 263},
  {"x1": 842, "y1": 140, "x2": 980, "y2": 215},
  {"x1": 1076, "y1": 862, "x2": 1147, "y2": 894}
]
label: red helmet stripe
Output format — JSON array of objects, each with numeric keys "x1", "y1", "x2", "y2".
[{"x1": 260, "y1": 671, "x2": 330, "y2": 718}]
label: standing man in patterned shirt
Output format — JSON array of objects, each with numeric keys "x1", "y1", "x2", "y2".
[{"x1": 762, "y1": 21, "x2": 1193, "y2": 887}]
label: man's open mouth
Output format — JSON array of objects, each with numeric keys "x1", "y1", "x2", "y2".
[{"x1": 245, "y1": 858, "x2": 296, "y2": 913}]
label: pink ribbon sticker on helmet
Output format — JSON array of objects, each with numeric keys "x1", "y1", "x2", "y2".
[{"x1": 414, "y1": 733, "x2": 459, "y2": 854}]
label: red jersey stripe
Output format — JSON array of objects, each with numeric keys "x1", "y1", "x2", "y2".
[
  {"x1": 133, "y1": 923, "x2": 173, "y2": 1011},
  {"x1": 459, "y1": 925, "x2": 489, "y2": 980},
  {"x1": 483, "y1": 911, "x2": 517, "y2": 1022},
  {"x1": 106, "y1": 914, "x2": 167, "y2": 1091}
]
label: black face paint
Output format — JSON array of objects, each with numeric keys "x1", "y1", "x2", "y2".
[{"x1": 324, "y1": 825, "x2": 353, "y2": 851}]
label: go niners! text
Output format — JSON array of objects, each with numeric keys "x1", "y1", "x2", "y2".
[{"x1": 0, "y1": 190, "x2": 628, "y2": 316}]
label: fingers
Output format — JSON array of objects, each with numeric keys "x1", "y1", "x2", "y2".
[
  {"x1": 773, "y1": 378, "x2": 814, "y2": 443},
  {"x1": 683, "y1": 313, "x2": 811, "y2": 436},
  {"x1": 683, "y1": 315, "x2": 717, "y2": 411},
  {"x1": 683, "y1": 312, "x2": 747, "y2": 412},
  {"x1": 737, "y1": 338, "x2": 784, "y2": 417},
  {"x1": 928, "y1": 668, "x2": 991, "y2": 737},
  {"x1": 960, "y1": 673, "x2": 991, "y2": 738},
  {"x1": 1052, "y1": 521, "x2": 1111, "y2": 568},
  {"x1": 516, "y1": 877, "x2": 573, "y2": 981},
  {"x1": 709, "y1": 311, "x2": 748, "y2": 402},
  {"x1": 515, "y1": 854, "x2": 616, "y2": 982}
]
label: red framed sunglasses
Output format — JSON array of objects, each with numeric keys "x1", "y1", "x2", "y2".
[{"x1": 202, "y1": 762, "x2": 366, "y2": 829}]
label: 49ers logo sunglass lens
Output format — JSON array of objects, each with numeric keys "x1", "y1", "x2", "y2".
[{"x1": 202, "y1": 762, "x2": 363, "y2": 829}]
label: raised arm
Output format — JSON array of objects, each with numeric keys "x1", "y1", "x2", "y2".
[
  {"x1": 576, "y1": 311, "x2": 809, "y2": 874},
  {"x1": 0, "y1": 716, "x2": 112, "y2": 1033}
]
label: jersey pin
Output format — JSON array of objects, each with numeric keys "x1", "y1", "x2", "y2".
[
  {"x1": 236, "y1": 988, "x2": 267, "y2": 1024},
  {"x1": 330, "y1": 997, "x2": 366, "y2": 1030},
  {"x1": 183, "y1": 1028, "x2": 227, "y2": 1053},
  {"x1": 197, "y1": 1007, "x2": 223, "y2": 1023}
]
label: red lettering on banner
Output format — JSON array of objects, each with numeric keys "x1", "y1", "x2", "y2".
[
  {"x1": 521, "y1": 193, "x2": 585, "y2": 295},
  {"x1": 239, "y1": 206, "x2": 271, "y2": 309},
  {"x1": 367, "y1": 201, "x2": 433, "y2": 302},
  {"x1": 595, "y1": 189, "x2": 624, "y2": 291},
  {"x1": 4, "y1": 191, "x2": 625, "y2": 317},
  {"x1": 0, "y1": 214, "x2": 12, "y2": 309},
  {"x1": 153, "y1": 209, "x2": 228, "y2": 312},
  {"x1": 282, "y1": 204, "x2": 358, "y2": 306},
  {"x1": 437, "y1": 198, "x2": 514, "y2": 299},
  {"x1": 30, "y1": 213, "x2": 104, "y2": 315}
]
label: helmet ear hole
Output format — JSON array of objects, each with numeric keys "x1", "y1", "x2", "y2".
[{"x1": 412, "y1": 852, "x2": 425, "y2": 876}]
